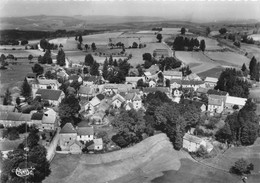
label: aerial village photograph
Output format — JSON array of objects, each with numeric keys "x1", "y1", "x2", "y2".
[{"x1": 0, "y1": 0, "x2": 260, "y2": 182}]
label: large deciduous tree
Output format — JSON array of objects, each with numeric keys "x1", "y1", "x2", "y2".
[
  {"x1": 156, "y1": 33, "x2": 162, "y2": 42},
  {"x1": 84, "y1": 54, "x2": 94, "y2": 66},
  {"x1": 32, "y1": 63, "x2": 44, "y2": 76}
]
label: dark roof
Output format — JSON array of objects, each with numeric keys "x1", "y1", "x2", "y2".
[
  {"x1": 69, "y1": 75, "x2": 79, "y2": 81},
  {"x1": 78, "y1": 86, "x2": 93, "y2": 95},
  {"x1": 96, "y1": 94, "x2": 105, "y2": 101},
  {"x1": 60, "y1": 123, "x2": 77, "y2": 134},
  {"x1": 36, "y1": 89, "x2": 63, "y2": 101},
  {"x1": 31, "y1": 113, "x2": 44, "y2": 120},
  {"x1": 76, "y1": 127, "x2": 94, "y2": 136},
  {"x1": 26, "y1": 73, "x2": 37, "y2": 78},
  {"x1": 77, "y1": 121, "x2": 91, "y2": 127},
  {"x1": 83, "y1": 76, "x2": 101, "y2": 83},
  {"x1": 207, "y1": 89, "x2": 228, "y2": 96}
]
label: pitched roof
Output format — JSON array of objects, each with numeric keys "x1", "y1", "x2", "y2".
[
  {"x1": 208, "y1": 95, "x2": 224, "y2": 106},
  {"x1": 42, "y1": 108, "x2": 56, "y2": 124},
  {"x1": 112, "y1": 94, "x2": 126, "y2": 103},
  {"x1": 26, "y1": 73, "x2": 37, "y2": 78},
  {"x1": 31, "y1": 113, "x2": 44, "y2": 120},
  {"x1": 133, "y1": 94, "x2": 141, "y2": 101},
  {"x1": 184, "y1": 73, "x2": 201, "y2": 81},
  {"x1": 125, "y1": 93, "x2": 135, "y2": 100},
  {"x1": 36, "y1": 89, "x2": 63, "y2": 101},
  {"x1": 77, "y1": 121, "x2": 91, "y2": 127},
  {"x1": 83, "y1": 76, "x2": 101, "y2": 83},
  {"x1": 205, "y1": 77, "x2": 218, "y2": 83},
  {"x1": 0, "y1": 112, "x2": 31, "y2": 121},
  {"x1": 96, "y1": 94, "x2": 105, "y2": 101},
  {"x1": 226, "y1": 96, "x2": 247, "y2": 106},
  {"x1": 0, "y1": 105, "x2": 15, "y2": 112},
  {"x1": 183, "y1": 133, "x2": 204, "y2": 144},
  {"x1": 89, "y1": 97, "x2": 101, "y2": 107},
  {"x1": 146, "y1": 64, "x2": 160, "y2": 75},
  {"x1": 76, "y1": 126, "x2": 94, "y2": 136},
  {"x1": 78, "y1": 86, "x2": 94, "y2": 95},
  {"x1": 125, "y1": 77, "x2": 145, "y2": 83},
  {"x1": 207, "y1": 89, "x2": 228, "y2": 96},
  {"x1": 163, "y1": 70, "x2": 182, "y2": 77},
  {"x1": 69, "y1": 74, "x2": 79, "y2": 81},
  {"x1": 60, "y1": 123, "x2": 77, "y2": 134},
  {"x1": 38, "y1": 79, "x2": 60, "y2": 86},
  {"x1": 197, "y1": 87, "x2": 209, "y2": 94}
]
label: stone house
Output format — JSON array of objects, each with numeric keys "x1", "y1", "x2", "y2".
[{"x1": 59, "y1": 123, "x2": 77, "y2": 151}]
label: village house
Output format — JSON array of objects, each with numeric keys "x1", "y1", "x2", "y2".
[
  {"x1": 196, "y1": 87, "x2": 209, "y2": 97},
  {"x1": 112, "y1": 93, "x2": 126, "y2": 108},
  {"x1": 76, "y1": 126, "x2": 94, "y2": 143},
  {"x1": 184, "y1": 73, "x2": 202, "y2": 81},
  {"x1": 204, "y1": 77, "x2": 218, "y2": 88},
  {"x1": 78, "y1": 86, "x2": 95, "y2": 98},
  {"x1": 132, "y1": 94, "x2": 142, "y2": 110},
  {"x1": 208, "y1": 95, "x2": 225, "y2": 115},
  {"x1": 32, "y1": 78, "x2": 60, "y2": 91},
  {"x1": 0, "y1": 112, "x2": 32, "y2": 127},
  {"x1": 35, "y1": 89, "x2": 65, "y2": 106},
  {"x1": 83, "y1": 76, "x2": 103, "y2": 86},
  {"x1": 59, "y1": 123, "x2": 78, "y2": 151},
  {"x1": 225, "y1": 96, "x2": 247, "y2": 113},
  {"x1": 124, "y1": 102, "x2": 134, "y2": 111},
  {"x1": 170, "y1": 79, "x2": 205, "y2": 91},
  {"x1": 163, "y1": 70, "x2": 182, "y2": 80},
  {"x1": 26, "y1": 73, "x2": 37, "y2": 82},
  {"x1": 207, "y1": 89, "x2": 229, "y2": 97},
  {"x1": 183, "y1": 133, "x2": 213, "y2": 153},
  {"x1": 84, "y1": 96, "x2": 101, "y2": 114},
  {"x1": 125, "y1": 76, "x2": 145, "y2": 88},
  {"x1": 41, "y1": 108, "x2": 59, "y2": 131},
  {"x1": 69, "y1": 141, "x2": 84, "y2": 154},
  {"x1": 30, "y1": 112, "x2": 44, "y2": 128}
]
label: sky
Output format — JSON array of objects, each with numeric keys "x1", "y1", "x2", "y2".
[{"x1": 0, "y1": 0, "x2": 260, "y2": 22}]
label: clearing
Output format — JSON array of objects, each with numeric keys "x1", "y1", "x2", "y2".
[
  {"x1": 44, "y1": 133, "x2": 189, "y2": 183},
  {"x1": 197, "y1": 36, "x2": 222, "y2": 51}
]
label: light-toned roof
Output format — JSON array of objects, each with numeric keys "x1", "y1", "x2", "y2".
[
  {"x1": 133, "y1": 94, "x2": 141, "y2": 101},
  {"x1": 163, "y1": 70, "x2": 183, "y2": 77},
  {"x1": 183, "y1": 133, "x2": 204, "y2": 144},
  {"x1": 226, "y1": 96, "x2": 247, "y2": 106},
  {"x1": 144, "y1": 71, "x2": 152, "y2": 77},
  {"x1": 208, "y1": 95, "x2": 224, "y2": 106},
  {"x1": 42, "y1": 108, "x2": 56, "y2": 124},
  {"x1": 125, "y1": 77, "x2": 145, "y2": 83},
  {"x1": 205, "y1": 77, "x2": 218, "y2": 83},
  {"x1": 78, "y1": 86, "x2": 94, "y2": 95},
  {"x1": 60, "y1": 123, "x2": 77, "y2": 134},
  {"x1": 184, "y1": 73, "x2": 201, "y2": 81},
  {"x1": 112, "y1": 94, "x2": 126, "y2": 103},
  {"x1": 38, "y1": 79, "x2": 60, "y2": 86},
  {"x1": 0, "y1": 112, "x2": 31, "y2": 121},
  {"x1": 89, "y1": 97, "x2": 101, "y2": 107},
  {"x1": 93, "y1": 138, "x2": 103, "y2": 146},
  {"x1": 125, "y1": 93, "x2": 135, "y2": 100}
]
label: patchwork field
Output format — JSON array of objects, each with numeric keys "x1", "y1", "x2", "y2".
[
  {"x1": 0, "y1": 49, "x2": 43, "y2": 57},
  {"x1": 197, "y1": 66, "x2": 224, "y2": 79}
]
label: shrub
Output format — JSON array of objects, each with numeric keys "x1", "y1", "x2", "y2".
[
  {"x1": 194, "y1": 145, "x2": 208, "y2": 158},
  {"x1": 7, "y1": 129, "x2": 19, "y2": 140},
  {"x1": 111, "y1": 133, "x2": 130, "y2": 148},
  {"x1": 56, "y1": 146, "x2": 61, "y2": 151}
]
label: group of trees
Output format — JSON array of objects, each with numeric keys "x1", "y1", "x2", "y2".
[
  {"x1": 111, "y1": 91, "x2": 202, "y2": 150},
  {"x1": 56, "y1": 48, "x2": 66, "y2": 66},
  {"x1": 215, "y1": 68, "x2": 251, "y2": 98},
  {"x1": 1, "y1": 130, "x2": 51, "y2": 183},
  {"x1": 84, "y1": 54, "x2": 100, "y2": 76},
  {"x1": 40, "y1": 39, "x2": 58, "y2": 51},
  {"x1": 3, "y1": 89, "x2": 12, "y2": 106},
  {"x1": 249, "y1": 56, "x2": 260, "y2": 81},
  {"x1": 38, "y1": 50, "x2": 53, "y2": 64},
  {"x1": 32, "y1": 63, "x2": 44, "y2": 76},
  {"x1": 173, "y1": 36, "x2": 206, "y2": 51},
  {"x1": 216, "y1": 99, "x2": 259, "y2": 146},
  {"x1": 102, "y1": 55, "x2": 131, "y2": 83},
  {"x1": 219, "y1": 28, "x2": 227, "y2": 35}
]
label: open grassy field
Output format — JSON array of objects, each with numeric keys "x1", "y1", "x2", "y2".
[
  {"x1": 44, "y1": 134, "x2": 189, "y2": 183},
  {"x1": 197, "y1": 36, "x2": 222, "y2": 50},
  {"x1": 205, "y1": 51, "x2": 250, "y2": 68},
  {"x1": 175, "y1": 51, "x2": 217, "y2": 74},
  {"x1": 197, "y1": 66, "x2": 224, "y2": 79},
  {"x1": 0, "y1": 49, "x2": 43, "y2": 57}
]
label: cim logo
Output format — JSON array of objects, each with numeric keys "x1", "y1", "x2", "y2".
[{"x1": 12, "y1": 167, "x2": 35, "y2": 177}]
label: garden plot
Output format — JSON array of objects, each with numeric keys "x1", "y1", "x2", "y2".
[
  {"x1": 197, "y1": 36, "x2": 222, "y2": 50},
  {"x1": 205, "y1": 51, "x2": 250, "y2": 67}
]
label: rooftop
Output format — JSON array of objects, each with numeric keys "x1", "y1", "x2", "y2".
[
  {"x1": 60, "y1": 123, "x2": 77, "y2": 134},
  {"x1": 36, "y1": 89, "x2": 63, "y2": 101},
  {"x1": 76, "y1": 126, "x2": 94, "y2": 136},
  {"x1": 183, "y1": 133, "x2": 204, "y2": 144},
  {"x1": 205, "y1": 77, "x2": 218, "y2": 83}
]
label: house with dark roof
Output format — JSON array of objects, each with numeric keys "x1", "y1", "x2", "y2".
[
  {"x1": 0, "y1": 112, "x2": 32, "y2": 127},
  {"x1": 59, "y1": 123, "x2": 77, "y2": 151},
  {"x1": 35, "y1": 89, "x2": 65, "y2": 106},
  {"x1": 76, "y1": 126, "x2": 94, "y2": 143},
  {"x1": 78, "y1": 86, "x2": 95, "y2": 97}
]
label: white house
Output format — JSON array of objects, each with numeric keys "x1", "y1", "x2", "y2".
[
  {"x1": 93, "y1": 138, "x2": 103, "y2": 150},
  {"x1": 204, "y1": 77, "x2": 218, "y2": 88},
  {"x1": 41, "y1": 108, "x2": 58, "y2": 131},
  {"x1": 163, "y1": 71, "x2": 183, "y2": 80},
  {"x1": 76, "y1": 126, "x2": 94, "y2": 143},
  {"x1": 183, "y1": 133, "x2": 207, "y2": 152},
  {"x1": 84, "y1": 97, "x2": 101, "y2": 114},
  {"x1": 208, "y1": 95, "x2": 225, "y2": 115},
  {"x1": 32, "y1": 79, "x2": 60, "y2": 90},
  {"x1": 225, "y1": 96, "x2": 247, "y2": 112},
  {"x1": 59, "y1": 123, "x2": 78, "y2": 151},
  {"x1": 132, "y1": 94, "x2": 142, "y2": 110}
]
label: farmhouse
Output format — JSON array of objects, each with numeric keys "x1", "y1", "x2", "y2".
[
  {"x1": 163, "y1": 70, "x2": 182, "y2": 80},
  {"x1": 59, "y1": 123, "x2": 77, "y2": 151},
  {"x1": 183, "y1": 133, "x2": 207, "y2": 152},
  {"x1": 35, "y1": 89, "x2": 65, "y2": 106},
  {"x1": 225, "y1": 96, "x2": 247, "y2": 112},
  {"x1": 32, "y1": 79, "x2": 60, "y2": 91},
  {"x1": 204, "y1": 77, "x2": 218, "y2": 88},
  {"x1": 208, "y1": 95, "x2": 225, "y2": 115},
  {"x1": 76, "y1": 126, "x2": 94, "y2": 143}
]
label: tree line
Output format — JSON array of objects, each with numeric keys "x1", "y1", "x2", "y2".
[{"x1": 173, "y1": 36, "x2": 206, "y2": 51}]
